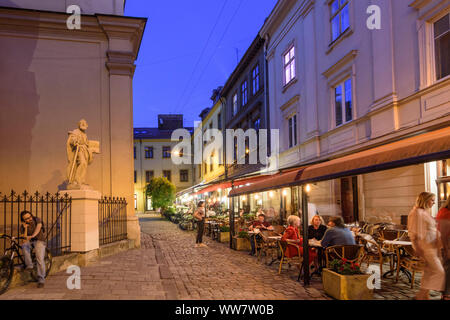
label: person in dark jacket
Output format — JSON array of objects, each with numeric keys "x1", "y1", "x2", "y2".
[
  {"x1": 308, "y1": 215, "x2": 327, "y2": 241},
  {"x1": 321, "y1": 216, "x2": 356, "y2": 248}
]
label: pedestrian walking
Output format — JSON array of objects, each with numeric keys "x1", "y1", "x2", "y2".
[
  {"x1": 194, "y1": 201, "x2": 207, "y2": 247},
  {"x1": 408, "y1": 192, "x2": 445, "y2": 300},
  {"x1": 437, "y1": 196, "x2": 450, "y2": 300}
]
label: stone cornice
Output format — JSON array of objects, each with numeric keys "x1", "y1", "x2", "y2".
[
  {"x1": 322, "y1": 50, "x2": 358, "y2": 78},
  {"x1": 106, "y1": 51, "x2": 136, "y2": 76},
  {"x1": 409, "y1": 0, "x2": 449, "y2": 20},
  {"x1": 0, "y1": 6, "x2": 105, "y2": 39},
  {"x1": 280, "y1": 94, "x2": 300, "y2": 112},
  {"x1": 96, "y1": 14, "x2": 146, "y2": 59},
  {"x1": 0, "y1": 7, "x2": 146, "y2": 59}
]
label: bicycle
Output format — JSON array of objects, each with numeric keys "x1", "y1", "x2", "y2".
[{"x1": 0, "y1": 234, "x2": 52, "y2": 295}]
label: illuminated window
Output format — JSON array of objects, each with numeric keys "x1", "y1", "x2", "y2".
[
  {"x1": 437, "y1": 159, "x2": 450, "y2": 208},
  {"x1": 284, "y1": 46, "x2": 295, "y2": 85}
]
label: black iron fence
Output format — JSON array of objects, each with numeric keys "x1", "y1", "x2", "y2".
[
  {"x1": 0, "y1": 190, "x2": 72, "y2": 258},
  {"x1": 98, "y1": 197, "x2": 127, "y2": 245}
]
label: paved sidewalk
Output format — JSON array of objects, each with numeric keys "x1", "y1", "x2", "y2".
[
  {"x1": 0, "y1": 213, "x2": 328, "y2": 300},
  {"x1": 0, "y1": 213, "x2": 437, "y2": 300}
]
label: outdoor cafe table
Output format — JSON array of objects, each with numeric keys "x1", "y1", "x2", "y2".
[{"x1": 382, "y1": 240, "x2": 413, "y2": 281}]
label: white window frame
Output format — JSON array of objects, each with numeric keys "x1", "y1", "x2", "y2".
[
  {"x1": 417, "y1": 8, "x2": 450, "y2": 89},
  {"x1": 288, "y1": 114, "x2": 298, "y2": 149},
  {"x1": 283, "y1": 45, "x2": 296, "y2": 86},
  {"x1": 333, "y1": 78, "x2": 353, "y2": 127},
  {"x1": 329, "y1": 0, "x2": 350, "y2": 43},
  {"x1": 433, "y1": 13, "x2": 450, "y2": 81}
]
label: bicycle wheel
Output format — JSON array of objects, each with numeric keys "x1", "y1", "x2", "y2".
[
  {"x1": 44, "y1": 249, "x2": 52, "y2": 278},
  {"x1": 31, "y1": 248, "x2": 53, "y2": 281},
  {"x1": 0, "y1": 255, "x2": 14, "y2": 295}
]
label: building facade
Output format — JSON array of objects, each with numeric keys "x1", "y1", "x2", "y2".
[
  {"x1": 0, "y1": 0, "x2": 146, "y2": 243},
  {"x1": 259, "y1": 0, "x2": 450, "y2": 223},
  {"x1": 222, "y1": 35, "x2": 269, "y2": 180},
  {"x1": 134, "y1": 115, "x2": 194, "y2": 213}
]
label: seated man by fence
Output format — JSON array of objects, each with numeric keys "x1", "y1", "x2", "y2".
[{"x1": 20, "y1": 210, "x2": 46, "y2": 288}]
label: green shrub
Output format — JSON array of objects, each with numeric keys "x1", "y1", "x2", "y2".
[{"x1": 237, "y1": 231, "x2": 249, "y2": 239}]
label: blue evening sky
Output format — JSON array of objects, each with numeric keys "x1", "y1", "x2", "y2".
[{"x1": 125, "y1": 0, "x2": 277, "y2": 128}]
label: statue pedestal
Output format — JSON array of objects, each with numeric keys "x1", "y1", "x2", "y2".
[{"x1": 64, "y1": 189, "x2": 101, "y2": 252}]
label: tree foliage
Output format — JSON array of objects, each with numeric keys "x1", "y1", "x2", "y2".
[{"x1": 145, "y1": 176, "x2": 176, "y2": 210}]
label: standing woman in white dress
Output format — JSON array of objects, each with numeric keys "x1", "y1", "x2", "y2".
[{"x1": 408, "y1": 192, "x2": 445, "y2": 300}]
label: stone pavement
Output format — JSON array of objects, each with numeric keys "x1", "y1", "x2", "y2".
[{"x1": 0, "y1": 213, "x2": 439, "y2": 300}]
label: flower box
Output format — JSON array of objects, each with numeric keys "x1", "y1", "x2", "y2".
[
  {"x1": 232, "y1": 236, "x2": 251, "y2": 251},
  {"x1": 322, "y1": 268, "x2": 373, "y2": 300},
  {"x1": 219, "y1": 231, "x2": 230, "y2": 243}
]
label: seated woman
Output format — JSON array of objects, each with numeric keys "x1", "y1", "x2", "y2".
[
  {"x1": 308, "y1": 215, "x2": 327, "y2": 241},
  {"x1": 282, "y1": 215, "x2": 316, "y2": 265}
]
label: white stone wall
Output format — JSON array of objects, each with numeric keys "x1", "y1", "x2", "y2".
[
  {"x1": 362, "y1": 165, "x2": 426, "y2": 224},
  {"x1": 262, "y1": 0, "x2": 450, "y2": 166}
]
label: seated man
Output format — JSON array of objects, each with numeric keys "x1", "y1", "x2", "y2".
[
  {"x1": 20, "y1": 210, "x2": 46, "y2": 288},
  {"x1": 248, "y1": 213, "x2": 274, "y2": 256},
  {"x1": 320, "y1": 216, "x2": 356, "y2": 248}
]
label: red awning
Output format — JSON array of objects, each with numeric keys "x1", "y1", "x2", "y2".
[
  {"x1": 193, "y1": 174, "x2": 274, "y2": 195},
  {"x1": 228, "y1": 169, "x2": 304, "y2": 197},
  {"x1": 299, "y1": 126, "x2": 450, "y2": 183},
  {"x1": 193, "y1": 182, "x2": 232, "y2": 195},
  {"x1": 229, "y1": 126, "x2": 450, "y2": 197}
]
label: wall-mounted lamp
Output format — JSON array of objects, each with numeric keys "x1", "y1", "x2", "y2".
[{"x1": 305, "y1": 184, "x2": 311, "y2": 193}]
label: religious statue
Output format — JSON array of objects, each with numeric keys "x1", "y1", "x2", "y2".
[{"x1": 66, "y1": 119, "x2": 100, "y2": 189}]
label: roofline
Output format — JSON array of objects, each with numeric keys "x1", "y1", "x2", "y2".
[
  {"x1": 221, "y1": 35, "x2": 265, "y2": 96},
  {"x1": 259, "y1": 0, "x2": 295, "y2": 38}
]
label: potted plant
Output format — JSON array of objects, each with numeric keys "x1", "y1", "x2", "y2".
[
  {"x1": 322, "y1": 258, "x2": 373, "y2": 300},
  {"x1": 219, "y1": 225, "x2": 230, "y2": 243},
  {"x1": 232, "y1": 229, "x2": 252, "y2": 251}
]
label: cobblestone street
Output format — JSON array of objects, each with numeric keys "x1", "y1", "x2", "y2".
[{"x1": 0, "y1": 213, "x2": 438, "y2": 300}]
